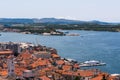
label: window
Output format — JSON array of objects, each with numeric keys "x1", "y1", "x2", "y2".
[{"x1": 11, "y1": 70, "x2": 14, "y2": 72}]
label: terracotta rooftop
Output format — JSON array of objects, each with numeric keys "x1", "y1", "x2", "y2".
[
  {"x1": 52, "y1": 54, "x2": 60, "y2": 58},
  {"x1": 0, "y1": 50, "x2": 13, "y2": 55},
  {"x1": 39, "y1": 76, "x2": 51, "y2": 80},
  {"x1": 0, "y1": 70, "x2": 8, "y2": 76},
  {"x1": 77, "y1": 70, "x2": 95, "y2": 77},
  {"x1": 56, "y1": 60, "x2": 65, "y2": 65},
  {"x1": 19, "y1": 52, "x2": 32, "y2": 59},
  {"x1": 62, "y1": 65, "x2": 72, "y2": 71},
  {"x1": 62, "y1": 71, "x2": 78, "y2": 76},
  {"x1": 15, "y1": 67, "x2": 27, "y2": 76},
  {"x1": 34, "y1": 51, "x2": 48, "y2": 54},
  {"x1": 31, "y1": 59, "x2": 51, "y2": 68},
  {"x1": 73, "y1": 63, "x2": 79, "y2": 69},
  {"x1": 91, "y1": 75, "x2": 103, "y2": 80}
]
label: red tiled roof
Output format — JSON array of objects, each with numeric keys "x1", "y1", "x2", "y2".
[
  {"x1": 91, "y1": 75, "x2": 103, "y2": 80},
  {"x1": 77, "y1": 70, "x2": 95, "y2": 77},
  {"x1": 62, "y1": 65, "x2": 72, "y2": 71},
  {"x1": 0, "y1": 50, "x2": 13, "y2": 55},
  {"x1": 20, "y1": 52, "x2": 32, "y2": 59},
  {"x1": 31, "y1": 59, "x2": 51, "y2": 68},
  {"x1": 39, "y1": 76, "x2": 51, "y2": 80},
  {"x1": 52, "y1": 54, "x2": 60, "y2": 58},
  {"x1": 0, "y1": 70, "x2": 8, "y2": 76},
  {"x1": 74, "y1": 64, "x2": 79, "y2": 68},
  {"x1": 15, "y1": 67, "x2": 27, "y2": 76},
  {"x1": 56, "y1": 60, "x2": 65, "y2": 65}
]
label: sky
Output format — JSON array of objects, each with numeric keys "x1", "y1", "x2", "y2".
[{"x1": 0, "y1": 0, "x2": 120, "y2": 22}]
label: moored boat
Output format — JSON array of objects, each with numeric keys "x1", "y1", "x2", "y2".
[
  {"x1": 66, "y1": 33, "x2": 80, "y2": 36},
  {"x1": 79, "y1": 60, "x2": 106, "y2": 67}
]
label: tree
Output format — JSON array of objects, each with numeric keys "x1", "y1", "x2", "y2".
[
  {"x1": 101, "y1": 75, "x2": 107, "y2": 80},
  {"x1": 74, "y1": 76, "x2": 80, "y2": 80}
]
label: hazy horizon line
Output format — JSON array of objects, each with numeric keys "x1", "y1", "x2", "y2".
[{"x1": 0, "y1": 17, "x2": 120, "y2": 23}]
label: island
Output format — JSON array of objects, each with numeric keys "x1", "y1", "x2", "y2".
[{"x1": 0, "y1": 18, "x2": 120, "y2": 36}]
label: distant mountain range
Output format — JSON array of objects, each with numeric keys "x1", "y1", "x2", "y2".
[
  {"x1": 0, "y1": 18, "x2": 34, "y2": 24},
  {"x1": 0, "y1": 18, "x2": 119, "y2": 25}
]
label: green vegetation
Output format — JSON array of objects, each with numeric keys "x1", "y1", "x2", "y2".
[
  {"x1": 9, "y1": 26, "x2": 56, "y2": 34},
  {"x1": 1, "y1": 18, "x2": 120, "y2": 32},
  {"x1": 44, "y1": 23, "x2": 120, "y2": 32},
  {"x1": 1, "y1": 22, "x2": 120, "y2": 33}
]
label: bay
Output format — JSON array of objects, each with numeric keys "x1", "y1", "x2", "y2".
[{"x1": 0, "y1": 30, "x2": 120, "y2": 74}]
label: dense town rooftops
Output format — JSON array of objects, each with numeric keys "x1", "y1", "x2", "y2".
[{"x1": 0, "y1": 42, "x2": 120, "y2": 80}]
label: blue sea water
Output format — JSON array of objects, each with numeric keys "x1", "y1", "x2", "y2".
[{"x1": 0, "y1": 30, "x2": 120, "y2": 74}]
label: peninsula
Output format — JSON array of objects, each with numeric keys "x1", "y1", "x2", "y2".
[{"x1": 0, "y1": 42, "x2": 119, "y2": 80}]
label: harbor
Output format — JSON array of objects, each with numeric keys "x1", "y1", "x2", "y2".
[
  {"x1": 0, "y1": 0, "x2": 120, "y2": 79},
  {"x1": 0, "y1": 41, "x2": 119, "y2": 80},
  {"x1": 0, "y1": 30, "x2": 120, "y2": 74}
]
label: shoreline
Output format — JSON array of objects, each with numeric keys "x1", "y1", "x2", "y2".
[
  {"x1": 0, "y1": 32, "x2": 120, "y2": 73},
  {"x1": 0, "y1": 41, "x2": 120, "y2": 79}
]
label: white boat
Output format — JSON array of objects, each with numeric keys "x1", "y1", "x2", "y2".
[
  {"x1": 79, "y1": 60, "x2": 106, "y2": 67},
  {"x1": 66, "y1": 33, "x2": 79, "y2": 36},
  {"x1": 42, "y1": 33, "x2": 51, "y2": 36}
]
